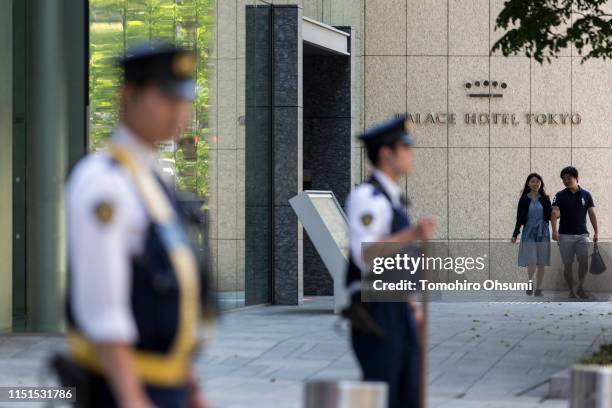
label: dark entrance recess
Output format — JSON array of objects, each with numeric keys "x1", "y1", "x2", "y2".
[{"x1": 302, "y1": 42, "x2": 351, "y2": 296}]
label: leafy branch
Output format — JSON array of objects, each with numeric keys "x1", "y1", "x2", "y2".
[{"x1": 492, "y1": 0, "x2": 612, "y2": 63}]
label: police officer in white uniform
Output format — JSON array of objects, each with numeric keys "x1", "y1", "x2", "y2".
[
  {"x1": 65, "y1": 43, "x2": 208, "y2": 408},
  {"x1": 344, "y1": 115, "x2": 435, "y2": 408}
]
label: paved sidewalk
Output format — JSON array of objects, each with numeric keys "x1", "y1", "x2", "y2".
[{"x1": 1, "y1": 297, "x2": 611, "y2": 407}]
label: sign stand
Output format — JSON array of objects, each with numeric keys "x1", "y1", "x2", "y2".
[{"x1": 289, "y1": 191, "x2": 349, "y2": 313}]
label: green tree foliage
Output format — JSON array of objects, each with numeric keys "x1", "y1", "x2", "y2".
[
  {"x1": 492, "y1": 0, "x2": 612, "y2": 63},
  {"x1": 89, "y1": 0, "x2": 214, "y2": 197},
  {"x1": 582, "y1": 342, "x2": 612, "y2": 365}
]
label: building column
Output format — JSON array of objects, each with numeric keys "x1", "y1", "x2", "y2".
[
  {"x1": 0, "y1": 0, "x2": 13, "y2": 331},
  {"x1": 245, "y1": 5, "x2": 303, "y2": 305},
  {"x1": 271, "y1": 5, "x2": 303, "y2": 305},
  {"x1": 26, "y1": 0, "x2": 87, "y2": 331},
  {"x1": 245, "y1": 5, "x2": 273, "y2": 305}
]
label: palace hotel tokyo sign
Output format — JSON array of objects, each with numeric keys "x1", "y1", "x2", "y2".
[
  {"x1": 407, "y1": 112, "x2": 582, "y2": 126},
  {"x1": 406, "y1": 80, "x2": 582, "y2": 126}
]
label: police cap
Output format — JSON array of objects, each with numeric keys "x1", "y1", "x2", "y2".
[
  {"x1": 119, "y1": 41, "x2": 197, "y2": 101},
  {"x1": 359, "y1": 114, "x2": 415, "y2": 149}
]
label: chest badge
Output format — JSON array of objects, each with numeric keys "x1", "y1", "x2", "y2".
[
  {"x1": 361, "y1": 213, "x2": 374, "y2": 226},
  {"x1": 581, "y1": 197, "x2": 586, "y2": 206},
  {"x1": 94, "y1": 201, "x2": 114, "y2": 224}
]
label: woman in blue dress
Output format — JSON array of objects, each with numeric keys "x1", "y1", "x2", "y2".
[{"x1": 512, "y1": 173, "x2": 552, "y2": 297}]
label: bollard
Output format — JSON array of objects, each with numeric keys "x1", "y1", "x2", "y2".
[
  {"x1": 304, "y1": 380, "x2": 388, "y2": 408},
  {"x1": 571, "y1": 365, "x2": 612, "y2": 408}
]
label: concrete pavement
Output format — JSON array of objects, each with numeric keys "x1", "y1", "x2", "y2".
[{"x1": 1, "y1": 296, "x2": 611, "y2": 407}]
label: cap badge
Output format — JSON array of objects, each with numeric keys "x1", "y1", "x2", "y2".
[
  {"x1": 173, "y1": 53, "x2": 196, "y2": 78},
  {"x1": 404, "y1": 119, "x2": 414, "y2": 133}
]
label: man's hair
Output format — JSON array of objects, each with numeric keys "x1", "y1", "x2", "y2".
[
  {"x1": 560, "y1": 166, "x2": 579, "y2": 179},
  {"x1": 367, "y1": 141, "x2": 400, "y2": 166}
]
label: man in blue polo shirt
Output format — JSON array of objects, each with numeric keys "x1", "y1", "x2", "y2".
[{"x1": 551, "y1": 166, "x2": 598, "y2": 299}]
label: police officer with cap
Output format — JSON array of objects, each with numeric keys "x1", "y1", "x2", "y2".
[
  {"x1": 65, "y1": 42, "x2": 209, "y2": 408},
  {"x1": 344, "y1": 115, "x2": 435, "y2": 408}
]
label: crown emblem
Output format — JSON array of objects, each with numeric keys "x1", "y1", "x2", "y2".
[{"x1": 465, "y1": 80, "x2": 507, "y2": 98}]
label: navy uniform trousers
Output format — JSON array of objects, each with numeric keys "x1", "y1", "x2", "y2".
[
  {"x1": 87, "y1": 373, "x2": 188, "y2": 408},
  {"x1": 351, "y1": 302, "x2": 420, "y2": 408},
  {"x1": 349, "y1": 179, "x2": 421, "y2": 408}
]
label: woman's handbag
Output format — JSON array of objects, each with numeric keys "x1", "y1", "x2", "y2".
[{"x1": 589, "y1": 243, "x2": 607, "y2": 275}]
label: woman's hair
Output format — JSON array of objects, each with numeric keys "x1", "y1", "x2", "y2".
[{"x1": 521, "y1": 173, "x2": 548, "y2": 198}]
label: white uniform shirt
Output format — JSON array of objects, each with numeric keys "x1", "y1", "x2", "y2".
[
  {"x1": 65, "y1": 125, "x2": 165, "y2": 343},
  {"x1": 345, "y1": 170, "x2": 404, "y2": 272}
]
